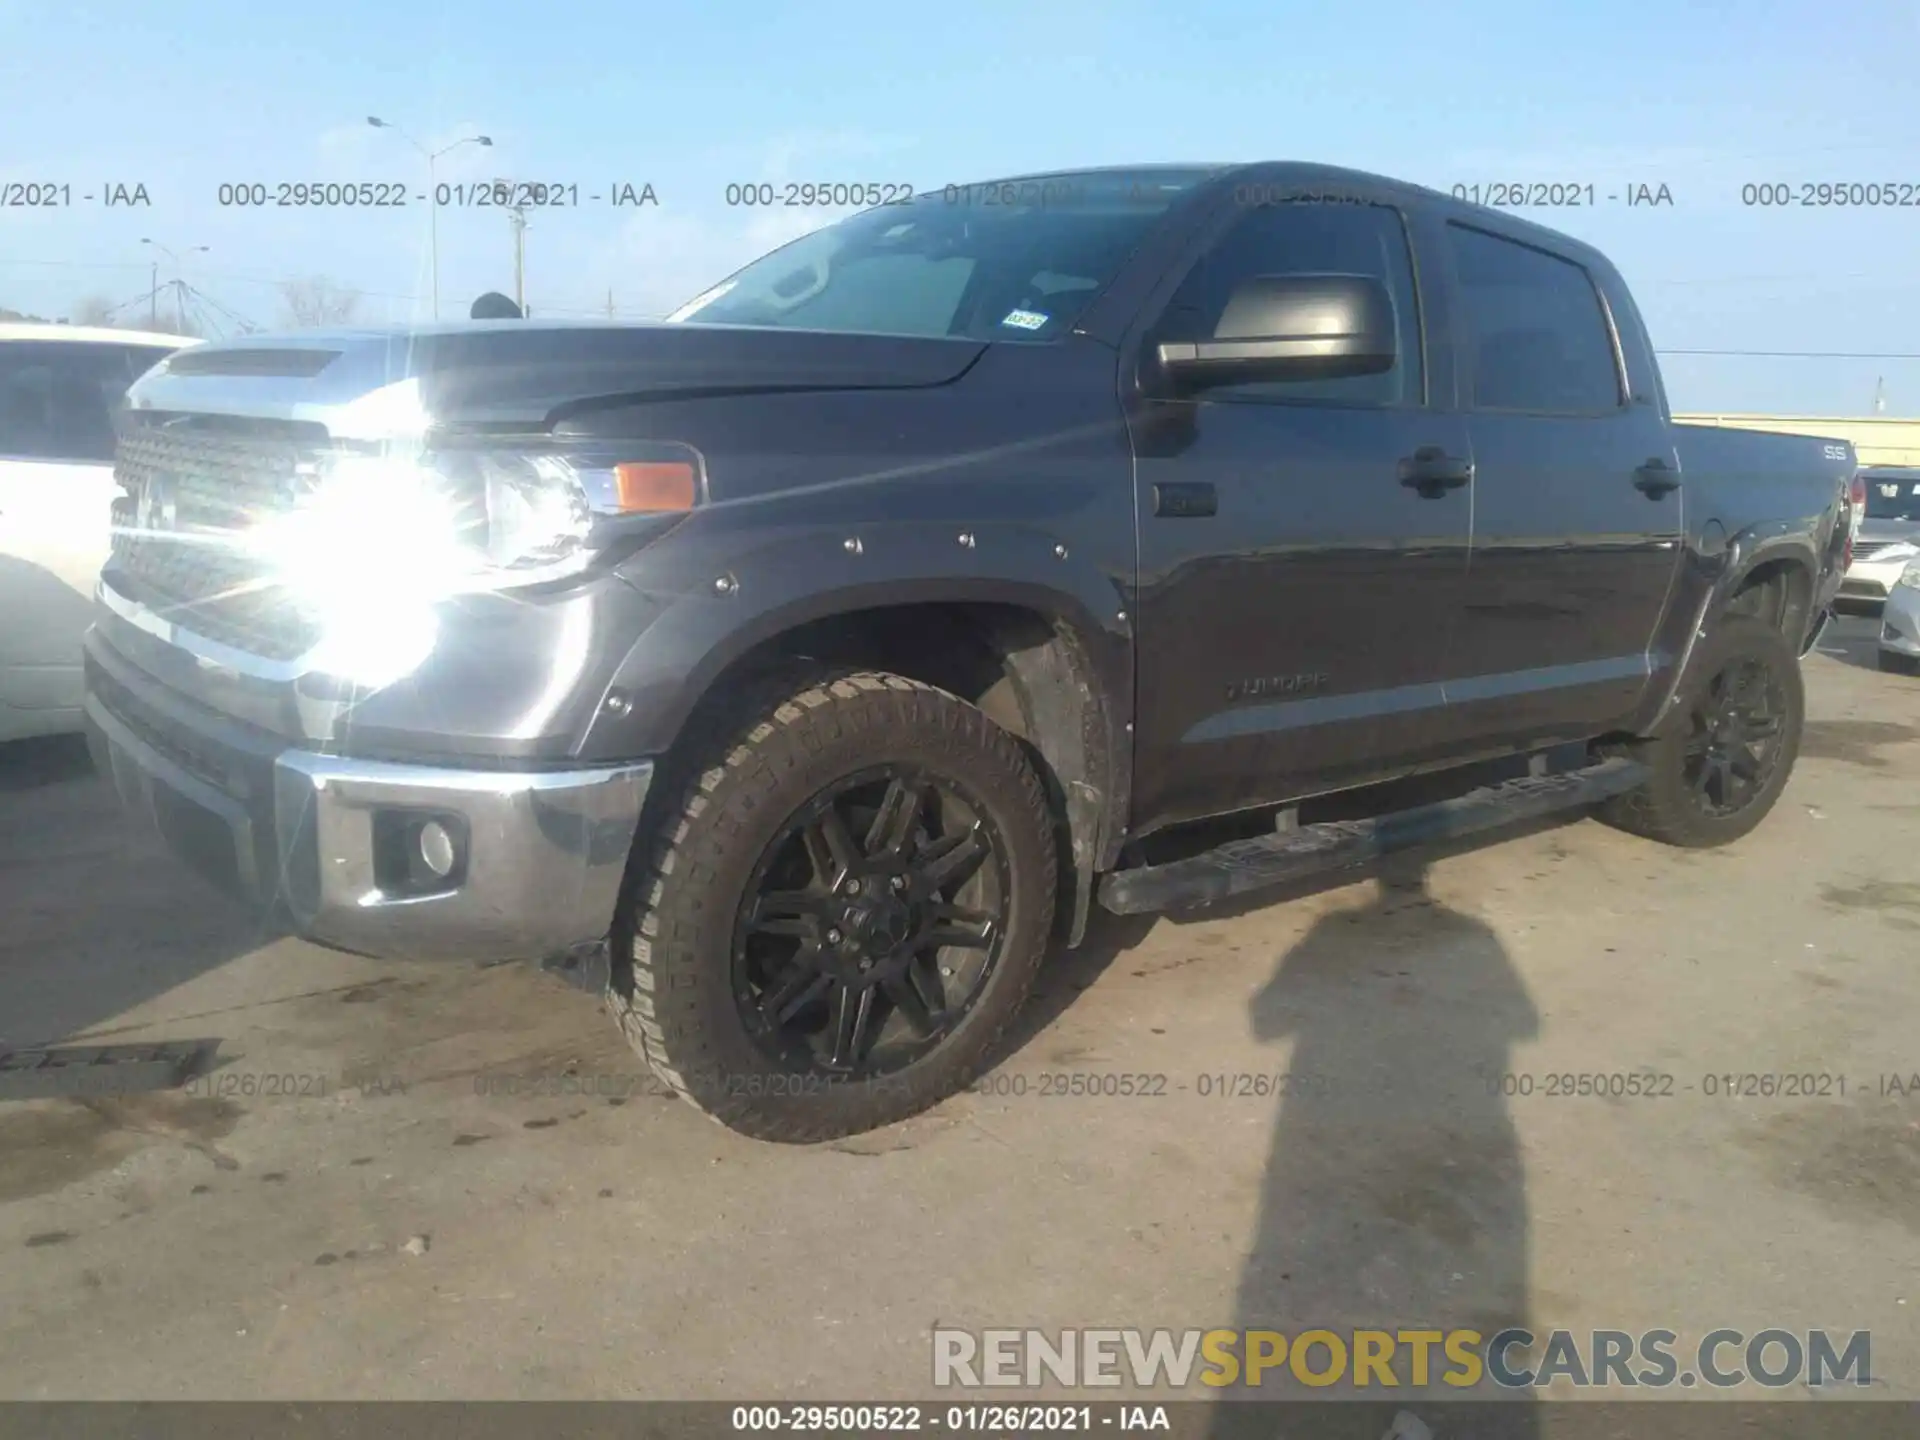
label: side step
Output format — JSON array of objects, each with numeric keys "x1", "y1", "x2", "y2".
[{"x1": 1098, "y1": 755, "x2": 1649, "y2": 916}]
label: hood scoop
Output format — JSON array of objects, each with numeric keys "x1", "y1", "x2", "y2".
[{"x1": 164, "y1": 347, "x2": 343, "y2": 378}]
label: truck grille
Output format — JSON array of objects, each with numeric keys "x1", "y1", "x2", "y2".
[{"x1": 110, "y1": 424, "x2": 328, "y2": 661}]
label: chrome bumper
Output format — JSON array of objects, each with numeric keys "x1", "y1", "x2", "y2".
[{"x1": 85, "y1": 690, "x2": 652, "y2": 963}]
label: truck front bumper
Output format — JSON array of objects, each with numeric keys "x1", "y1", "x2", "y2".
[{"x1": 83, "y1": 666, "x2": 652, "y2": 964}]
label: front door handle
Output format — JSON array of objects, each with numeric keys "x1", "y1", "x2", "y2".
[
  {"x1": 1398, "y1": 446, "x2": 1473, "y2": 498},
  {"x1": 1634, "y1": 458, "x2": 1682, "y2": 497},
  {"x1": 1152, "y1": 481, "x2": 1217, "y2": 518}
]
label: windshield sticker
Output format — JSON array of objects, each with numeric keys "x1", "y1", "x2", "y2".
[{"x1": 1000, "y1": 308, "x2": 1049, "y2": 331}]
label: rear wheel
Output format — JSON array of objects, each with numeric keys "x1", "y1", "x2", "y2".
[
  {"x1": 1596, "y1": 616, "x2": 1804, "y2": 848},
  {"x1": 609, "y1": 671, "x2": 1057, "y2": 1142}
]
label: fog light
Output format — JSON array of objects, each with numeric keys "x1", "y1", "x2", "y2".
[{"x1": 418, "y1": 819, "x2": 456, "y2": 878}]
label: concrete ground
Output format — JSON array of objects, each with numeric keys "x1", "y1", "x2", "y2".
[{"x1": 1, "y1": 615, "x2": 1916, "y2": 1403}]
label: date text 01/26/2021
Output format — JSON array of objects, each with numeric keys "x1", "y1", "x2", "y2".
[{"x1": 1448, "y1": 181, "x2": 1673, "y2": 207}]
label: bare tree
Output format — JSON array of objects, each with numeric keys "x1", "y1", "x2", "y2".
[
  {"x1": 278, "y1": 275, "x2": 362, "y2": 328},
  {"x1": 72, "y1": 294, "x2": 120, "y2": 326}
]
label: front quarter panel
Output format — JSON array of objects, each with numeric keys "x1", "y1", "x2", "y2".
[{"x1": 561, "y1": 341, "x2": 1140, "y2": 766}]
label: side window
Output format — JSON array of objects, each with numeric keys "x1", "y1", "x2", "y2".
[
  {"x1": 1151, "y1": 198, "x2": 1424, "y2": 406},
  {"x1": 1449, "y1": 224, "x2": 1622, "y2": 414},
  {"x1": 0, "y1": 342, "x2": 166, "y2": 464}
]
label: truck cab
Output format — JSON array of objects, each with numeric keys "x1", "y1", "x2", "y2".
[{"x1": 81, "y1": 164, "x2": 1851, "y2": 1140}]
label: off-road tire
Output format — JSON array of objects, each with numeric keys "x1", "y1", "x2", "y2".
[
  {"x1": 608, "y1": 670, "x2": 1057, "y2": 1142},
  {"x1": 1595, "y1": 615, "x2": 1804, "y2": 848}
]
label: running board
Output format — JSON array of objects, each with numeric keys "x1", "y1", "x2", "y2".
[{"x1": 1098, "y1": 756, "x2": 1649, "y2": 916}]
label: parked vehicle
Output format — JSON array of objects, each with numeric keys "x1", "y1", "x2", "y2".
[
  {"x1": 84, "y1": 164, "x2": 1852, "y2": 1140},
  {"x1": 0, "y1": 324, "x2": 197, "y2": 742},
  {"x1": 1880, "y1": 556, "x2": 1920, "y2": 675},
  {"x1": 1839, "y1": 466, "x2": 1920, "y2": 611}
]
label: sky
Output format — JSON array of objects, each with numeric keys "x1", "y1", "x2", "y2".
[{"x1": 3, "y1": 0, "x2": 1919, "y2": 415}]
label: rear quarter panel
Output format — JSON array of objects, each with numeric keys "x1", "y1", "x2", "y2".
[{"x1": 1626, "y1": 424, "x2": 1852, "y2": 734}]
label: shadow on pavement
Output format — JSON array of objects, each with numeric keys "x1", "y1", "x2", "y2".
[
  {"x1": 0, "y1": 733, "x2": 272, "y2": 1052},
  {"x1": 1813, "y1": 611, "x2": 1891, "y2": 673},
  {"x1": 1204, "y1": 852, "x2": 1540, "y2": 1435}
]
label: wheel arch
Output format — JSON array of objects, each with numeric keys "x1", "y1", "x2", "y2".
[{"x1": 605, "y1": 592, "x2": 1129, "y2": 951}]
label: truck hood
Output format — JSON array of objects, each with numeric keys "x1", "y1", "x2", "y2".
[{"x1": 125, "y1": 321, "x2": 988, "y2": 436}]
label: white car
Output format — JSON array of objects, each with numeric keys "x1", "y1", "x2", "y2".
[
  {"x1": 0, "y1": 323, "x2": 198, "y2": 742},
  {"x1": 1881, "y1": 558, "x2": 1920, "y2": 675},
  {"x1": 1839, "y1": 466, "x2": 1920, "y2": 610}
]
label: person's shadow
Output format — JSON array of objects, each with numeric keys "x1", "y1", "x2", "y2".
[{"x1": 1210, "y1": 855, "x2": 1542, "y2": 1440}]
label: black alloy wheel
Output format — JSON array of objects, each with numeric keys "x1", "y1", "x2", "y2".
[
  {"x1": 1595, "y1": 615, "x2": 1805, "y2": 849},
  {"x1": 733, "y1": 767, "x2": 1010, "y2": 1079},
  {"x1": 1679, "y1": 655, "x2": 1791, "y2": 818},
  {"x1": 609, "y1": 670, "x2": 1057, "y2": 1142}
]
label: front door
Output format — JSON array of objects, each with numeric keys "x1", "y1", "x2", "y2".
[{"x1": 1126, "y1": 191, "x2": 1473, "y2": 835}]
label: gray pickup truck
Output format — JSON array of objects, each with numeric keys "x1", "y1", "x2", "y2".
[{"x1": 83, "y1": 163, "x2": 1853, "y2": 1140}]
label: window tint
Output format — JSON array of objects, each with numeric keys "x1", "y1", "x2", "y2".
[
  {"x1": 1449, "y1": 224, "x2": 1622, "y2": 413},
  {"x1": 1150, "y1": 198, "x2": 1423, "y2": 406},
  {"x1": 0, "y1": 342, "x2": 175, "y2": 463}
]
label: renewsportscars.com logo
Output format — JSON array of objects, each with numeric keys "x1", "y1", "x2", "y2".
[{"x1": 932, "y1": 1327, "x2": 1873, "y2": 1391}]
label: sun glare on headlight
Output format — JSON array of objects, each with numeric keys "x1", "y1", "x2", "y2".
[{"x1": 233, "y1": 442, "x2": 699, "y2": 688}]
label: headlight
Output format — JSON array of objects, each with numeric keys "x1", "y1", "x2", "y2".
[
  {"x1": 241, "y1": 443, "x2": 700, "y2": 685},
  {"x1": 250, "y1": 445, "x2": 700, "y2": 603},
  {"x1": 1897, "y1": 559, "x2": 1920, "y2": 590}
]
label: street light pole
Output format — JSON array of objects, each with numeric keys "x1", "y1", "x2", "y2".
[{"x1": 367, "y1": 118, "x2": 493, "y2": 320}]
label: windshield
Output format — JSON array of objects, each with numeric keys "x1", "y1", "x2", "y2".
[
  {"x1": 664, "y1": 170, "x2": 1216, "y2": 342},
  {"x1": 1864, "y1": 473, "x2": 1920, "y2": 521}
]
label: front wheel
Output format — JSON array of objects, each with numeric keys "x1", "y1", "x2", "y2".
[
  {"x1": 1879, "y1": 648, "x2": 1919, "y2": 676},
  {"x1": 1595, "y1": 616, "x2": 1805, "y2": 848},
  {"x1": 609, "y1": 671, "x2": 1057, "y2": 1142}
]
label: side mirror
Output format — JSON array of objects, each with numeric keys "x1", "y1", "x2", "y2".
[{"x1": 1156, "y1": 273, "x2": 1397, "y2": 391}]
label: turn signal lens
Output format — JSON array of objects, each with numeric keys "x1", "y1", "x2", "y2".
[{"x1": 614, "y1": 461, "x2": 698, "y2": 512}]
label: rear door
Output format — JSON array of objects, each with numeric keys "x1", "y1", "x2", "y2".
[
  {"x1": 0, "y1": 340, "x2": 176, "y2": 713},
  {"x1": 1125, "y1": 184, "x2": 1473, "y2": 834},
  {"x1": 1441, "y1": 222, "x2": 1683, "y2": 747}
]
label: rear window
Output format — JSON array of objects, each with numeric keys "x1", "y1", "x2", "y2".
[
  {"x1": 0, "y1": 341, "x2": 179, "y2": 463},
  {"x1": 1864, "y1": 474, "x2": 1920, "y2": 521},
  {"x1": 1448, "y1": 224, "x2": 1623, "y2": 414}
]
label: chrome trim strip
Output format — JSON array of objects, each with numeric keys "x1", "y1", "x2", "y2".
[
  {"x1": 1181, "y1": 655, "x2": 1654, "y2": 743},
  {"x1": 97, "y1": 576, "x2": 317, "y2": 683}
]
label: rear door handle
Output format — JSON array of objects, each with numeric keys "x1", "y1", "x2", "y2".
[
  {"x1": 1398, "y1": 446, "x2": 1473, "y2": 497},
  {"x1": 1152, "y1": 481, "x2": 1217, "y2": 518},
  {"x1": 1634, "y1": 459, "x2": 1682, "y2": 497}
]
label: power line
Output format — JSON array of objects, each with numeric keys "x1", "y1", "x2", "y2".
[{"x1": 1656, "y1": 349, "x2": 1920, "y2": 359}]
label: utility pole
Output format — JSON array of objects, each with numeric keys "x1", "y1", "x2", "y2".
[
  {"x1": 1875, "y1": 376, "x2": 1887, "y2": 414},
  {"x1": 140, "y1": 239, "x2": 207, "y2": 334},
  {"x1": 606, "y1": 287, "x2": 615, "y2": 319},
  {"x1": 509, "y1": 200, "x2": 527, "y2": 312}
]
